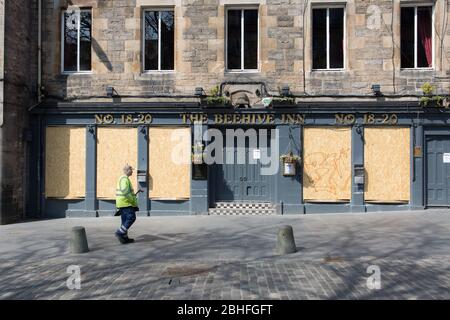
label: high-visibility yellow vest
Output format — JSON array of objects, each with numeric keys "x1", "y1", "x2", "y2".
[{"x1": 116, "y1": 175, "x2": 138, "y2": 208}]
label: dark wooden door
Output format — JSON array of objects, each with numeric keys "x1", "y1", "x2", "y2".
[{"x1": 213, "y1": 128, "x2": 272, "y2": 202}]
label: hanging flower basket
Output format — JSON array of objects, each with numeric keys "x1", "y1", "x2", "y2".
[
  {"x1": 192, "y1": 144, "x2": 205, "y2": 165},
  {"x1": 192, "y1": 153, "x2": 205, "y2": 165},
  {"x1": 280, "y1": 152, "x2": 301, "y2": 176}
]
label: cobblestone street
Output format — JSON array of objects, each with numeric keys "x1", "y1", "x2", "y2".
[{"x1": 1, "y1": 210, "x2": 450, "y2": 300}]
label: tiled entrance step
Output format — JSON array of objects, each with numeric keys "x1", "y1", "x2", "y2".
[{"x1": 209, "y1": 202, "x2": 277, "y2": 216}]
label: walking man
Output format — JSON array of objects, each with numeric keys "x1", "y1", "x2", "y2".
[{"x1": 115, "y1": 164, "x2": 139, "y2": 244}]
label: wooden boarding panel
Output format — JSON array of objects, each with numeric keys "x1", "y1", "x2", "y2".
[
  {"x1": 149, "y1": 127, "x2": 191, "y2": 200},
  {"x1": 303, "y1": 127, "x2": 352, "y2": 202},
  {"x1": 45, "y1": 126, "x2": 86, "y2": 199},
  {"x1": 97, "y1": 128, "x2": 138, "y2": 199},
  {"x1": 365, "y1": 127, "x2": 411, "y2": 202}
]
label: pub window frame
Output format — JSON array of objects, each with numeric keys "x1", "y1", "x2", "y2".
[
  {"x1": 142, "y1": 7, "x2": 175, "y2": 73},
  {"x1": 61, "y1": 8, "x2": 93, "y2": 74},
  {"x1": 225, "y1": 6, "x2": 260, "y2": 72},
  {"x1": 311, "y1": 5, "x2": 346, "y2": 71},
  {"x1": 400, "y1": 4, "x2": 435, "y2": 70}
]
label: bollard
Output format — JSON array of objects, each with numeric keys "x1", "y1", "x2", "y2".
[
  {"x1": 70, "y1": 226, "x2": 89, "y2": 254},
  {"x1": 276, "y1": 225, "x2": 297, "y2": 254}
]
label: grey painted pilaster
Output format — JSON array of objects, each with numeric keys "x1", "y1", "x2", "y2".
[
  {"x1": 276, "y1": 125, "x2": 303, "y2": 214},
  {"x1": 351, "y1": 125, "x2": 365, "y2": 212},
  {"x1": 84, "y1": 125, "x2": 97, "y2": 217},
  {"x1": 190, "y1": 124, "x2": 208, "y2": 215},
  {"x1": 411, "y1": 124, "x2": 424, "y2": 209},
  {"x1": 137, "y1": 126, "x2": 149, "y2": 216}
]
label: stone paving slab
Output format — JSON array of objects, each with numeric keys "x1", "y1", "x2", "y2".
[
  {"x1": 0, "y1": 256, "x2": 449, "y2": 300},
  {"x1": 0, "y1": 210, "x2": 449, "y2": 299}
]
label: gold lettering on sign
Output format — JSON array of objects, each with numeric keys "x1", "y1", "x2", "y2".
[
  {"x1": 363, "y1": 113, "x2": 398, "y2": 125},
  {"x1": 181, "y1": 113, "x2": 305, "y2": 125},
  {"x1": 95, "y1": 114, "x2": 115, "y2": 124},
  {"x1": 241, "y1": 114, "x2": 251, "y2": 124},
  {"x1": 191, "y1": 113, "x2": 207, "y2": 124},
  {"x1": 215, "y1": 114, "x2": 224, "y2": 124},
  {"x1": 224, "y1": 114, "x2": 232, "y2": 124},
  {"x1": 335, "y1": 114, "x2": 356, "y2": 125},
  {"x1": 282, "y1": 114, "x2": 305, "y2": 124},
  {"x1": 95, "y1": 114, "x2": 103, "y2": 124},
  {"x1": 94, "y1": 114, "x2": 153, "y2": 125}
]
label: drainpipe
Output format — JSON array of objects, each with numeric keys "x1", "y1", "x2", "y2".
[
  {"x1": 38, "y1": 0, "x2": 42, "y2": 103},
  {"x1": 35, "y1": 0, "x2": 42, "y2": 218},
  {"x1": 0, "y1": 1, "x2": 4, "y2": 224}
]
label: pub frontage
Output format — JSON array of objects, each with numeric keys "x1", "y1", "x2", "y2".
[{"x1": 29, "y1": 99, "x2": 450, "y2": 218}]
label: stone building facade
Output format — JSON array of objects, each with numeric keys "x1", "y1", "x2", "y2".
[
  {"x1": 41, "y1": 0, "x2": 450, "y2": 100},
  {"x1": 0, "y1": 0, "x2": 38, "y2": 224},
  {"x1": 3, "y1": 0, "x2": 450, "y2": 223}
]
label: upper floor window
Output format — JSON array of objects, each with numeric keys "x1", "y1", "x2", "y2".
[
  {"x1": 312, "y1": 7, "x2": 345, "y2": 70},
  {"x1": 144, "y1": 9, "x2": 175, "y2": 71},
  {"x1": 62, "y1": 8, "x2": 92, "y2": 73},
  {"x1": 226, "y1": 8, "x2": 258, "y2": 71},
  {"x1": 401, "y1": 6, "x2": 433, "y2": 69}
]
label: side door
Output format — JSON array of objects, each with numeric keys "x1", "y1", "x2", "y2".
[{"x1": 426, "y1": 136, "x2": 450, "y2": 206}]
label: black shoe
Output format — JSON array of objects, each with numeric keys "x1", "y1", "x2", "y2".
[
  {"x1": 115, "y1": 231, "x2": 127, "y2": 244},
  {"x1": 125, "y1": 237, "x2": 135, "y2": 244}
]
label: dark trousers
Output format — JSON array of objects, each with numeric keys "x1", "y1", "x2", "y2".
[{"x1": 118, "y1": 207, "x2": 136, "y2": 234}]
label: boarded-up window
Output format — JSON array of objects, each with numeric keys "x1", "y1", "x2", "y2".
[
  {"x1": 303, "y1": 127, "x2": 351, "y2": 202},
  {"x1": 45, "y1": 127, "x2": 86, "y2": 198},
  {"x1": 97, "y1": 128, "x2": 138, "y2": 199},
  {"x1": 149, "y1": 127, "x2": 191, "y2": 199},
  {"x1": 365, "y1": 127, "x2": 411, "y2": 202}
]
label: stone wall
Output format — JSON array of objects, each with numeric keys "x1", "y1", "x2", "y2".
[
  {"x1": 41, "y1": 0, "x2": 450, "y2": 99},
  {"x1": 0, "y1": 0, "x2": 38, "y2": 224}
]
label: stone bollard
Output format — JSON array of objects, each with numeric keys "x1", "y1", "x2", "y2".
[
  {"x1": 70, "y1": 226, "x2": 89, "y2": 254},
  {"x1": 276, "y1": 225, "x2": 297, "y2": 254}
]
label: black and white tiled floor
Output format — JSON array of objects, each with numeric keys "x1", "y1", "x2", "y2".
[{"x1": 209, "y1": 202, "x2": 276, "y2": 215}]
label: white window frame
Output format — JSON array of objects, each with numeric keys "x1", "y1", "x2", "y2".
[
  {"x1": 61, "y1": 8, "x2": 93, "y2": 74},
  {"x1": 142, "y1": 8, "x2": 175, "y2": 73},
  {"x1": 400, "y1": 4, "x2": 435, "y2": 70},
  {"x1": 225, "y1": 6, "x2": 260, "y2": 73},
  {"x1": 311, "y1": 5, "x2": 346, "y2": 71}
]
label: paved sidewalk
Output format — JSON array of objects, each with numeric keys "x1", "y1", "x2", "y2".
[{"x1": 0, "y1": 209, "x2": 449, "y2": 299}]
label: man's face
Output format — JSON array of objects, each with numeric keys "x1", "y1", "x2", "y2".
[{"x1": 128, "y1": 168, "x2": 133, "y2": 176}]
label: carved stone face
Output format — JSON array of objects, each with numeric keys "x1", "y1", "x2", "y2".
[
  {"x1": 223, "y1": 83, "x2": 267, "y2": 109},
  {"x1": 232, "y1": 92, "x2": 250, "y2": 108}
]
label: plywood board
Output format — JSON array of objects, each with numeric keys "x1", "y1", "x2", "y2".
[
  {"x1": 149, "y1": 127, "x2": 191, "y2": 199},
  {"x1": 45, "y1": 127, "x2": 86, "y2": 199},
  {"x1": 303, "y1": 127, "x2": 352, "y2": 202},
  {"x1": 97, "y1": 128, "x2": 138, "y2": 199},
  {"x1": 365, "y1": 127, "x2": 411, "y2": 202}
]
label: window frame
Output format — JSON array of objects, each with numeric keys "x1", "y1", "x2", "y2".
[
  {"x1": 400, "y1": 3, "x2": 435, "y2": 70},
  {"x1": 142, "y1": 7, "x2": 176, "y2": 73},
  {"x1": 60, "y1": 8, "x2": 93, "y2": 75},
  {"x1": 311, "y1": 5, "x2": 346, "y2": 71},
  {"x1": 225, "y1": 6, "x2": 260, "y2": 73}
]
